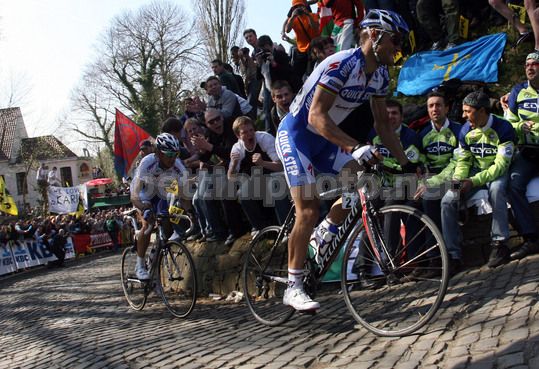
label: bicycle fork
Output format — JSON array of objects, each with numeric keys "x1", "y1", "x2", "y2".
[{"x1": 359, "y1": 192, "x2": 397, "y2": 280}]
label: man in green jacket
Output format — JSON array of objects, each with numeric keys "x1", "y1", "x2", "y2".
[
  {"x1": 441, "y1": 91, "x2": 516, "y2": 270},
  {"x1": 504, "y1": 52, "x2": 539, "y2": 260}
]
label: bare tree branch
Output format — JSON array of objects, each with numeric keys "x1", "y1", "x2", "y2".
[{"x1": 193, "y1": 0, "x2": 246, "y2": 63}]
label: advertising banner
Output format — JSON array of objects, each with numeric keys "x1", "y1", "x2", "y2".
[
  {"x1": 0, "y1": 237, "x2": 76, "y2": 276},
  {"x1": 90, "y1": 232, "x2": 113, "y2": 249},
  {"x1": 0, "y1": 243, "x2": 16, "y2": 275}
]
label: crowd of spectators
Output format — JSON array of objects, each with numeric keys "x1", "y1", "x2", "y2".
[{"x1": 0, "y1": 208, "x2": 135, "y2": 267}]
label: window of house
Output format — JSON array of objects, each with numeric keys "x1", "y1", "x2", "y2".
[
  {"x1": 79, "y1": 163, "x2": 90, "y2": 177},
  {"x1": 16, "y1": 172, "x2": 28, "y2": 195},
  {"x1": 60, "y1": 167, "x2": 73, "y2": 187}
]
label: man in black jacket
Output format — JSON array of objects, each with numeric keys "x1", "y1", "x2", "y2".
[{"x1": 191, "y1": 109, "x2": 247, "y2": 245}]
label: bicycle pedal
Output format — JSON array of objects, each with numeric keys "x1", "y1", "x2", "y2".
[{"x1": 297, "y1": 309, "x2": 318, "y2": 315}]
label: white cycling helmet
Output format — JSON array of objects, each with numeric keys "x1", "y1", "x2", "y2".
[{"x1": 156, "y1": 132, "x2": 180, "y2": 152}]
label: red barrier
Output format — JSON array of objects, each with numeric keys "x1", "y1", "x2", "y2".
[
  {"x1": 90, "y1": 232, "x2": 113, "y2": 249},
  {"x1": 72, "y1": 234, "x2": 91, "y2": 254},
  {"x1": 72, "y1": 232, "x2": 113, "y2": 254}
]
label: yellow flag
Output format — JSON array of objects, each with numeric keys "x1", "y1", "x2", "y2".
[
  {"x1": 70, "y1": 200, "x2": 84, "y2": 218},
  {"x1": 408, "y1": 30, "x2": 416, "y2": 53},
  {"x1": 0, "y1": 176, "x2": 18, "y2": 216},
  {"x1": 509, "y1": 4, "x2": 527, "y2": 24},
  {"x1": 459, "y1": 15, "x2": 469, "y2": 40}
]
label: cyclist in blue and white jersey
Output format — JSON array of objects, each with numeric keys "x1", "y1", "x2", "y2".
[
  {"x1": 275, "y1": 9, "x2": 417, "y2": 311},
  {"x1": 131, "y1": 133, "x2": 189, "y2": 280}
]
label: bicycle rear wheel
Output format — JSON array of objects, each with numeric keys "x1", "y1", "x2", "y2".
[
  {"x1": 342, "y1": 205, "x2": 449, "y2": 336},
  {"x1": 121, "y1": 245, "x2": 147, "y2": 310},
  {"x1": 158, "y1": 241, "x2": 197, "y2": 318},
  {"x1": 243, "y1": 226, "x2": 295, "y2": 326}
]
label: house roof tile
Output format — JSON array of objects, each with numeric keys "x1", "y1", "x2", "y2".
[
  {"x1": 0, "y1": 107, "x2": 22, "y2": 161},
  {"x1": 18, "y1": 135, "x2": 78, "y2": 162}
]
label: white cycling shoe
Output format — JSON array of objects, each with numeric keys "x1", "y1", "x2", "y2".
[
  {"x1": 135, "y1": 264, "x2": 150, "y2": 280},
  {"x1": 283, "y1": 288, "x2": 320, "y2": 311}
]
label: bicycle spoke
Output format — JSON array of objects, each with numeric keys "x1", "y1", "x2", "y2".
[
  {"x1": 121, "y1": 246, "x2": 148, "y2": 310},
  {"x1": 243, "y1": 226, "x2": 295, "y2": 326},
  {"x1": 158, "y1": 242, "x2": 197, "y2": 318},
  {"x1": 342, "y1": 205, "x2": 448, "y2": 337}
]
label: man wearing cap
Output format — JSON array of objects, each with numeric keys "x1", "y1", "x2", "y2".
[
  {"x1": 133, "y1": 140, "x2": 154, "y2": 169},
  {"x1": 503, "y1": 51, "x2": 539, "y2": 260},
  {"x1": 441, "y1": 91, "x2": 516, "y2": 270}
]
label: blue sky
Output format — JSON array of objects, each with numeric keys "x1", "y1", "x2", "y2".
[{"x1": 0, "y1": 0, "x2": 292, "y2": 152}]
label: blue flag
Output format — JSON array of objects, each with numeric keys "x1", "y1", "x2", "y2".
[{"x1": 397, "y1": 33, "x2": 507, "y2": 96}]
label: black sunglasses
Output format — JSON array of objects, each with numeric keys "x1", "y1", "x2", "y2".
[
  {"x1": 381, "y1": 31, "x2": 402, "y2": 47},
  {"x1": 161, "y1": 150, "x2": 178, "y2": 158}
]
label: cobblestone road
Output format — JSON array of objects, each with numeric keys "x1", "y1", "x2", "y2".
[{"x1": 1, "y1": 251, "x2": 538, "y2": 369}]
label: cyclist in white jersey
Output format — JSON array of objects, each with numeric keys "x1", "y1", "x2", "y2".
[
  {"x1": 275, "y1": 9, "x2": 417, "y2": 311},
  {"x1": 131, "y1": 133, "x2": 188, "y2": 279}
]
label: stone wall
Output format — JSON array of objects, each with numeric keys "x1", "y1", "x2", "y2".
[
  {"x1": 186, "y1": 235, "x2": 252, "y2": 296},
  {"x1": 185, "y1": 202, "x2": 539, "y2": 296},
  {"x1": 461, "y1": 201, "x2": 539, "y2": 266}
]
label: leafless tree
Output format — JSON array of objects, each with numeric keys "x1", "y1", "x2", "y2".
[
  {"x1": 193, "y1": 0, "x2": 246, "y2": 63},
  {"x1": 70, "y1": 0, "x2": 201, "y2": 144},
  {"x1": 0, "y1": 70, "x2": 32, "y2": 109},
  {"x1": 18, "y1": 138, "x2": 55, "y2": 214},
  {"x1": 68, "y1": 70, "x2": 115, "y2": 159}
]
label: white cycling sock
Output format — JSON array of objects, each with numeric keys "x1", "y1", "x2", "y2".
[
  {"x1": 288, "y1": 268, "x2": 304, "y2": 289},
  {"x1": 320, "y1": 217, "x2": 340, "y2": 231}
]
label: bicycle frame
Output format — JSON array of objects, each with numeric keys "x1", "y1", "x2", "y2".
[
  {"x1": 277, "y1": 166, "x2": 412, "y2": 283},
  {"x1": 123, "y1": 214, "x2": 173, "y2": 284}
]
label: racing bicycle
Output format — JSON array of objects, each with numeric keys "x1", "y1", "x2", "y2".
[
  {"x1": 242, "y1": 165, "x2": 449, "y2": 336},
  {"x1": 120, "y1": 208, "x2": 197, "y2": 318}
]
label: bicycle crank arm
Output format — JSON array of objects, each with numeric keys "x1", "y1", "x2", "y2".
[
  {"x1": 167, "y1": 277, "x2": 184, "y2": 282},
  {"x1": 126, "y1": 277, "x2": 146, "y2": 284},
  {"x1": 263, "y1": 275, "x2": 289, "y2": 285}
]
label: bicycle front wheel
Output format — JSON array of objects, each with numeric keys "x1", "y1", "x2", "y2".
[
  {"x1": 341, "y1": 205, "x2": 449, "y2": 336},
  {"x1": 243, "y1": 226, "x2": 295, "y2": 326},
  {"x1": 121, "y1": 245, "x2": 147, "y2": 310},
  {"x1": 158, "y1": 241, "x2": 197, "y2": 318}
]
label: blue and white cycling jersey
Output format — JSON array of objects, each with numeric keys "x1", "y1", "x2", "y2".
[
  {"x1": 131, "y1": 154, "x2": 187, "y2": 203},
  {"x1": 288, "y1": 48, "x2": 389, "y2": 135},
  {"x1": 276, "y1": 48, "x2": 389, "y2": 187}
]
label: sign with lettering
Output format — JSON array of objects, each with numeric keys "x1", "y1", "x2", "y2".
[
  {"x1": 0, "y1": 238, "x2": 76, "y2": 275},
  {"x1": 48, "y1": 186, "x2": 80, "y2": 214},
  {"x1": 0, "y1": 243, "x2": 16, "y2": 275},
  {"x1": 90, "y1": 232, "x2": 113, "y2": 249}
]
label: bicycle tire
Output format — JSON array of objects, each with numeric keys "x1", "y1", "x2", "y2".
[
  {"x1": 243, "y1": 226, "x2": 295, "y2": 326},
  {"x1": 120, "y1": 245, "x2": 148, "y2": 310},
  {"x1": 341, "y1": 204, "x2": 449, "y2": 337},
  {"x1": 158, "y1": 241, "x2": 197, "y2": 318}
]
